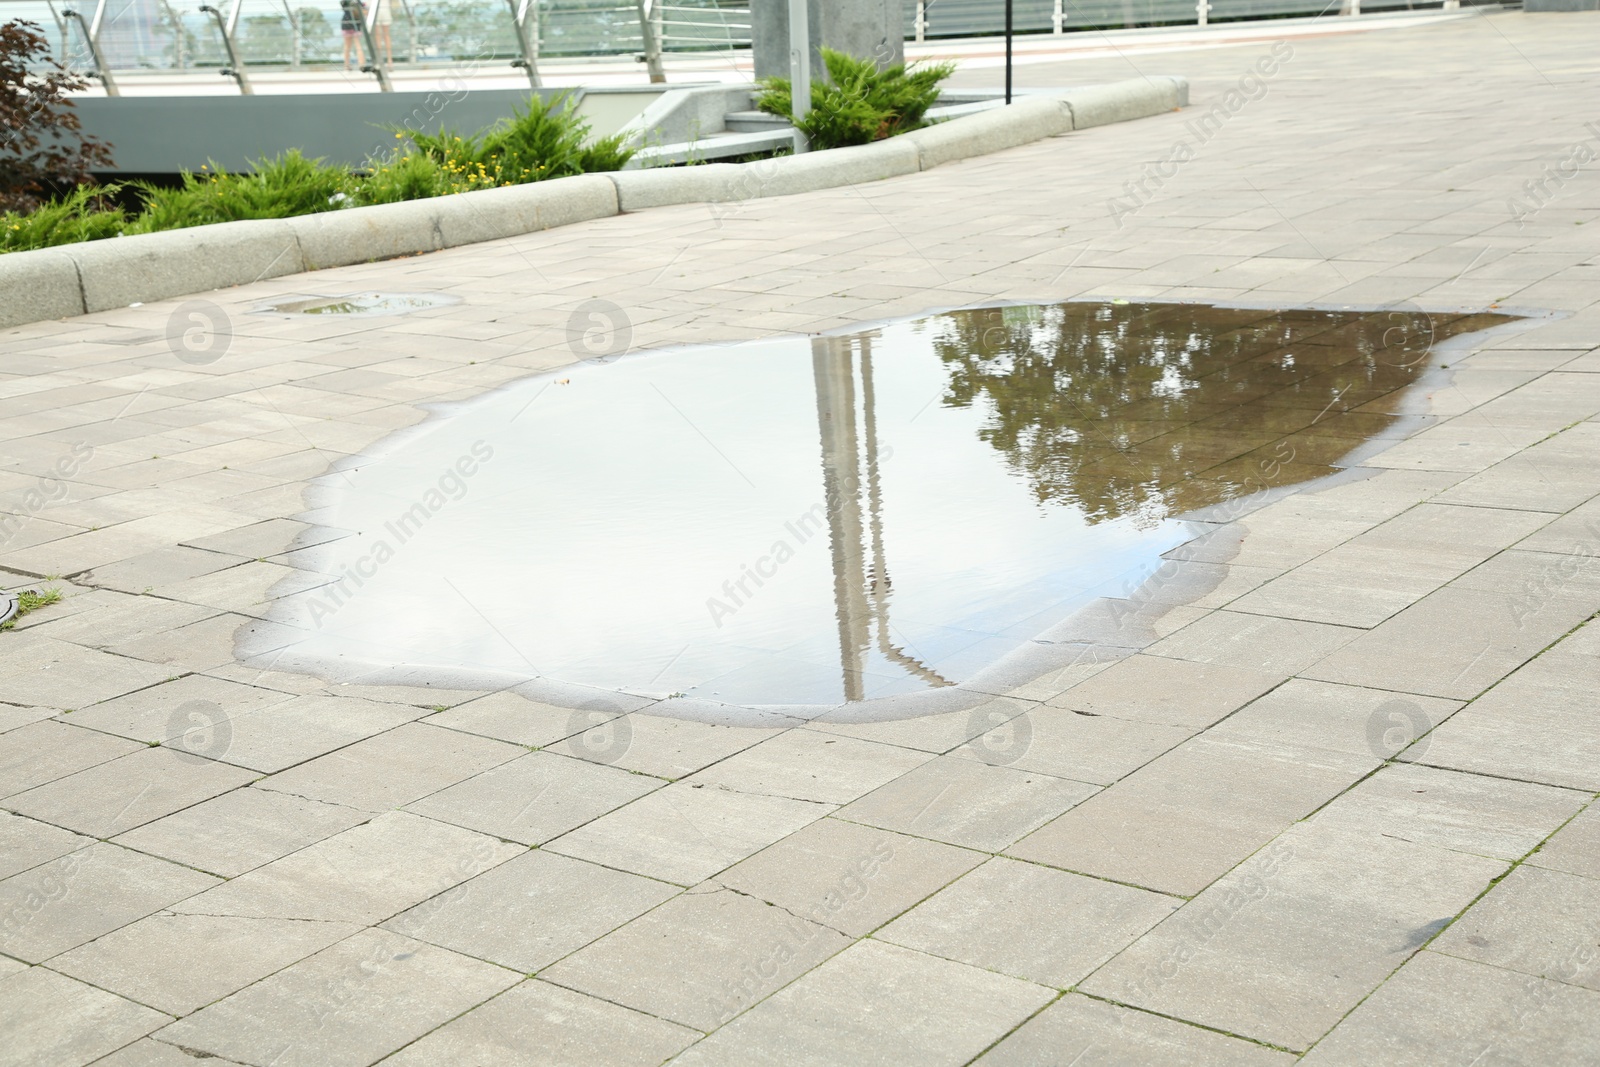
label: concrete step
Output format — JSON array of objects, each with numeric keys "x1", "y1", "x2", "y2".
[{"x1": 725, "y1": 110, "x2": 792, "y2": 133}]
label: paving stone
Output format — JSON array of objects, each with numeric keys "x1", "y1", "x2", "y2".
[
  {"x1": 154, "y1": 928, "x2": 520, "y2": 1067},
  {"x1": 87, "y1": 1038, "x2": 249, "y2": 1066},
  {"x1": 949, "y1": 702, "x2": 1194, "y2": 787},
  {"x1": 0, "y1": 843, "x2": 219, "y2": 963},
  {"x1": 1304, "y1": 582, "x2": 1595, "y2": 700},
  {"x1": 1046, "y1": 654, "x2": 1285, "y2": 729},
  {"x1": 1307, "y1": 763, "x2": 1587, "y2": 862},
  {"x1": 975, "y1": 992, "x2": 1295, "y2": 1066},
  {"x1": 256, "y1": 722, "x2": 525, "y2": 811},
  {"x1": 544, "y1": 782, "x2": 830, "y2": 886},
  {"x1": 1429, "y1": 864, "x2": 1600, "y2": 992},
  {"x1": 838, "y1": 754, "x2": 1098, "y2": 852},
  {"x1": 1299, "y1": 951, "x2": 1600, "y2": 1067},
  {"x1": 7, "y1": 747, "x2": 256, "y2": 838},
  {"x1": 111, "y1": 786, "x2": 369, "y2": 877},
  {"x1": 381, "y1": 979, "x2": 700, "y2": 1066},
  {"x1": 804, "y1": 696, "x2": 1039, "y2": 755},
  {"x1": 670, "y1": 939, "x2": 1054, "y2": 1066},
  {"x1": 880, "y1": 856, "x2": 1180, "y2": 988},
  {"x1": 1079, "y1": 817, "x2": 1507, "y2": 1051},
  {"x1": 542, "y1": 884, "x2": 851, "y2": 1031},
  {"x1": 683, "y1": 730, "x2": 929, "y2": 805},
  {"x1": 84, "y1": 545, "x2": 250, "y2": 594},
  {"x1": 0, "y1": 719, "x2": 142, "y2": 799},
  {"x1": 0, "y1": 704, "x2": 55, "y2": 734},
  {"x1": 1528, "y1": 803, "x2": 1600, "y2": 881},
  {"x1": 423, "y1": 690, "x2": 639, "y2": 748},
  {"x1": 169, "y1": 811, "x2": 521, "y2": 924},
  {"x1": 1007, "y1": 736, "x2": 1373, "y2": 896},
  {"x1": 562, "y1": 711, "x2": 784, "y2": 779},
  {"x1": 0, "y1": 634, "x2": 175, "y2": 709},
  {"x1": 0, "y1": 811, "x2": 93, "y2": 880},
  {"x1": 383, "y1": 849, "x2": 677, "y2": 973},
  {"x1": 1202, "y1": 677, "x2": 1461, "y2": 761},
  {"x1": 405, "y1": 750, "x2": 660, "y2": 845},
  {"x1": 51, "y1": 912, "x2": 359, "y2": 1015},
  {"x1": 0, "y1": 966, "x2": 170, "y2": 1067},
  {"x1": 1142, "y1": 611, "x2": 1361, "y2": 675},
  {"x1": 716, "y1": 817, "x2": 983, "y2": 937},
  {"x1": 1408, "y1": 664, "x2": 1600, "y2": 790},
  {"x1": 66, "y1": 673, "x2": 296, "y2": 744}
]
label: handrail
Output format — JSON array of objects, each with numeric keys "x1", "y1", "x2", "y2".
[
  {"x1": 198, "y1": 1, "x2": 253, "y2": 93},
  {"x1": 506, "y1": 0, "x2": 544, "y2": 89},
  {"x1": 58, "y1": 2, "x2": 118, "y2": 95},
  {"x1": 360, "y1": 0, "x2": 394, "y2": 91}
]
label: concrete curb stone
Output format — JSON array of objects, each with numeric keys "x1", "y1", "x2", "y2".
[{"x1": 0, "y1": 77, "x2": 1185, "y2": 329}]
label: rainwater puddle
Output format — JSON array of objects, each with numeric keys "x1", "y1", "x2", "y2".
[
  {"x1": 259, "y1": 300, "x2": 1520, "y2": 719},
  {"x1": 256, "y1": 292, "x2": 461, "y2": 316}
]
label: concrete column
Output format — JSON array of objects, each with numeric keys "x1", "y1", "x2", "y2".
[{"x1": 752, "y1": 0, "x2": 903, "y2": 82}]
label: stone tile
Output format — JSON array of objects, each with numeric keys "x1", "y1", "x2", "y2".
[
  {"x1": 8, "y1": 748, "x2": 255, "y2": 837},
  {"x1": 0, "y1": 812, "x2": 93, "y2": 880},
  {"x1": 975, "y1": 992, "x2": 1295, "y2": 1066},
  {"x1": 257, "y1": 722, "x2": 525, "y2": 811},
  {"x1": 405, "y1": 750, "x2": 660, "y2": 846},
  {"x1": 839, "y1": 755, "x2": 1098, "y2": 853},
  {"x1": 564, "y1": 711, "x2": 783, "y2": 779},
  {"x1": 717, "y1": 818, "x2": 983, "y2": 937},
  {"x1": 1047, "y1": 654, "x2": 1285, "y2": 729},
  {"x1": 0, "y1": 843, "x2": 219, "y2": 963},
  {"x1": 0, "y1": 704, "x2": 54, "y2": 734},
  {"x1": 384, "y1": 850, "x2": 677, "y2": 972},
  {"x1": 1432, "y1": 864, "x2": 1600, "y2": 991},
  {"x1": 684, "y1": 730, "x2": 929, "y2": 805},
  {"x1": 0, "y1": 966, "x2": 170, "y2": 1067},
  {"x1": 66, "y1": 673, "x2": 296, "y2": 744},
  {"x1": 544, "y1": 782, "x2": 830, "y2": 886},
  {"x1": 1409, "y1": 665, "x2": 1600, "y2": 790},
  {"x1": 1308, "y1": 763, "x2": 1586, "y2": 861},
  {"x1": 957, "y1": 703, "x2": 1195, "y2": 787},
  {"x1": 87, "y1": 1039, "x2": 249, "y2": 1066},
  {"x1": 1529, "y1": 803, "x2": 1600, "y2": 881},
  {"x1": 423, "y1": 690, "x2": 636, "y2": 749},
  {"x1": 1080, "y1": 822, "x2": 1505, "y2": 1051},
  {"x1": 154, "y1": 928, "x2": 519, "y2": 1067},
  {"x1": 1143, "y1": 612, "x2": 1361, "y2": 675},
  {"x1": 84, "y1": 545, "x2": 249, "y2": 594},
  {"x1": 1300, "y1": 951, "x2": 1600, "y2": 1067},
  {"x1": 51, "y1": 912, "x2": 359, "y2": 1015},
  {"x1": 105, "y1": 612, "x2": 253, "y2": 673},
  {"x1": 1007, "y1": 736, "x2": 1373, "y2": 896},
  {"x1": 381, "y1": 979, "x2": 699, "y2": 1067},
  {"x1": 0, "y1": 720, "x2": 142, "y2": 799},
  {"x1": 880, "y1": 856, "x2": 1179, "y2": 988},
  {"x1": 0, "y1": 634, "x2": 175, "y2": 709},
  {"x1": 804, "y1": 696, "x2": 1039, "y2": 755},
  {"x1": 542, "y1": 885, "x2": 850, "y2": 1031},
  {"x1": 1203, "y1": 678, "x2": 1461, "y2": 761},
  {"x1": 169, "y1": 811, "x2": 521, "y2": 924},
  {"x1": 112, "y1": 787, "x2": 368, "y2": 877},
  {"x1": 1304, "y1": 583, "x2": 1594, "y2": 700},
  {"x1": 671, "y1": 939, "x2": 1054, "y2": 1067}
]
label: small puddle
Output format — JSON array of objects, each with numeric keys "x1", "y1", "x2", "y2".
[
  {"x1": 257, "y1": 300, "x2": 1520, "y2": 719},
  {"x1": 256, "y1": 292, "x2": 461, "y2": 316}
]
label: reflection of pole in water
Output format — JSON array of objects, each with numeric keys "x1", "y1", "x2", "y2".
[{"x1": 811, "y1": 336, "x2": 951, "y2": 701}]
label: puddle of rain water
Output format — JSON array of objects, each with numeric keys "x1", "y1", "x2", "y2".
[
  {"x1": 252, "y1": 300, "x2": 1522, "y2": 721},
  {"x1": 256, "y1": 292, "x2": 461, "y2": 316}
]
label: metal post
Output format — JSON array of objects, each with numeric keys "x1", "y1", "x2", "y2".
[
  {"x1": 914, "y1": 0, "x2": 925, "y2": 42},
  {"x1": 1052, "y1": 0, "x2": 1063, "y2": 34},
  {"x1": 199, "y1": 1, "x2": 252, "y2": 93},
  {"x1": 360, "y1": 0, "x2": 392, "y2": 90},
  {"x1": 787, "y1": 0, "x2": 810, "y2": 153},
  {"x1": 635, "y1": 0, "x2": 665, "y2": 83},
  {"x1": 506, "y1": 0, "x2": 543, "y2": 89},
  {"x1": 281, "y1": 0, "x2": 299, "y2": 68},
  {"x1": 46, "y1": 0, "x2": 70, "y2": 62},
  {"x1": 400, "y1": 0, "x2": 417, "y2": 62},
  {"x1": 1004, "y1": 0, "x2": 1012, "y2": 104},
  {"x1": 1196, "y1": 0, "x2": 1208, "y2": 25},
  {"x1": 61, "y1": 0, "x2": 119, "y2": 95}
]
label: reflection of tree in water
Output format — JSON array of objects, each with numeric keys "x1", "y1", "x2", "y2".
[{"x1": 929, "y1": 302, "x2": 1512, "y2": 526}]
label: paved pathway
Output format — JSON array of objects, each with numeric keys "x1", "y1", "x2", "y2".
[{"x1": 3, "y1": 11, "x2": 1599, "y2": 1065}]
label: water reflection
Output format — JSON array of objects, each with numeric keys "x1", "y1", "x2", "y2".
[
  {"x1": 261, "y1": 300, "x2": 1518, "y2": 713},
  {"x1": 256, "y1": 292, "x2": 461, "y2": 316}
]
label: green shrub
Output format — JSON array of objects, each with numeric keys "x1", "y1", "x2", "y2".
[
  {"x1": 1, "y1": 184, "x2": 127, "y2": 252},
  {"x1": 404, "y1": 93, "x2": 634, "y2": 186},
  {"x1": 755, "y1": 48, "x2": 956, "y2": 151},
  {"x1": 130, "y1": 151, "x2": 352, "y2": 231}
]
